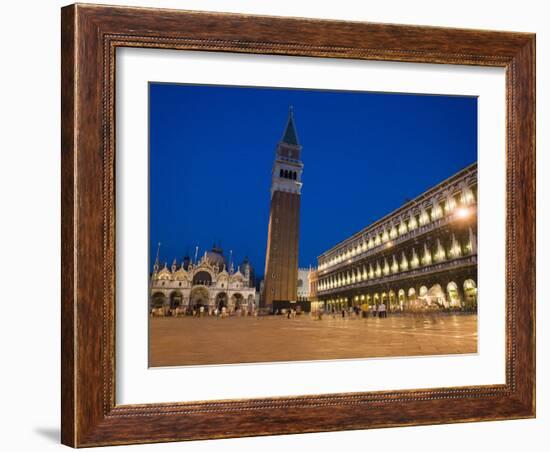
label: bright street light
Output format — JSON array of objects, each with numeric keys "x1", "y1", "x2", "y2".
[{"x1": 456, "y1": 207, "x2": 470, "y2": 219}]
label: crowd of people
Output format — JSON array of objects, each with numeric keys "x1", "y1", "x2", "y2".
[
  {"x1": 311, "y1": 303, "x2": 388, "y2": 320},
  {"x1": 271, "y1": 303, "x2": 388, "y2": 320},
  {"x1": 168, "y1": 305, "x2": 258, "y2": 318},
  {"x1": 156, "y1": 303, "x2": 392, "y2": 320}
]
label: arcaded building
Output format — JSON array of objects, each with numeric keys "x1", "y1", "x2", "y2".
[
  {"x1": 150, "y1": 244, "x2": 256, "y2": 315},
  {"x1": 316, "y1": 163, "x2": 478, "y2": 312},
  {"x1": 262, "y1": 108, "x2": 303, "y2": 309}
]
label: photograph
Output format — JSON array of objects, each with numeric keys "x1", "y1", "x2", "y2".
[
  {"x1": 0, "y1": 0, "x2": 541, "y2": 449},
  {"x1": 147, "y1": 83, "x2": 479, "y2": 367}
]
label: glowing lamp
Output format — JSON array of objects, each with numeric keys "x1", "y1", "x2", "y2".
[{"x1": 456, "y1": 207, "x2": 470, "y2": 219}]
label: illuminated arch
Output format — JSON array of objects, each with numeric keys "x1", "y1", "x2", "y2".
[
  {"x1": 388, "y1": 290, "x2": 396, "y2": 310},
  {"x1": 230, "y1": 292, "x2": 245, "y2": 308},
  {"x1": 407, "y1": 287, "x2": 418, "y2": 310},
  {"x1": 463, "y1": 279, "x2": 478, "y2": 310},
  {"x1": 151, "y1": 292, "x2": 166, "y2": 309},
  {"x1": 447, "y1": 281, "x2": 461, "y2": 308},
  {"x1": 419, "y1": 286, "x2": 428, "y2": 297},
  {"x1": 215, "y1": 292, "x2": 228, "y2": 308},
  {"x1": 398, "y1": 289, "x2": 406, "y2": 310},
  {"x1": 189, "y1": 285, "x2": 209, "y2": 307},
  {"x1": 169, "y1": 290, "x2": 183, "y2": 309},
  {"x1": 427, "y1": 283, "x2": 445, "y2": 307}
]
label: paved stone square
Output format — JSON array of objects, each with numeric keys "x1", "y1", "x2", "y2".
[{"x1": 149, "y1": 313, "x2": 477, "y2": 367}]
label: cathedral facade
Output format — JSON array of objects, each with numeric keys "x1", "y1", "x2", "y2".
[
  {"x1": 262, "y1": 107, "x2": 303, "y2": 309},
  {"x1": 150, "y1": 244, "x2": 256, "y2": 316}
]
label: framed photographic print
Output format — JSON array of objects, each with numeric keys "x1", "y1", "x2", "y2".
[{"x1": 61, "y1": 3, "x2": 535, "y2": 447}]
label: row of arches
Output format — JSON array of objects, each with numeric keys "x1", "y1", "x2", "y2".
[
  {"x1": 279, "y1": 168, "x2": 297, "y2": 180},
  {"x1": 319, "y1": 230, "x2": 477, "y2": 291},
  {"x1": 322, "y1": 279, "x2": 477, "y2": 312},
  {"x1": 151, "y1": 287, "x2": 255, "y2": 314},
  {"x1": 319, "y1": 183, "x2": 477, "y2": 271}
]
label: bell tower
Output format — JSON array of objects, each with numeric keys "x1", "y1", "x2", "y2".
[{"x1": 262, "y1": 107, "x2": 303, "y2": 308}]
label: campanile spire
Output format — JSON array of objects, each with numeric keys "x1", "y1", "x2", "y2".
[{"x1": 281, "y1": 106, "x2": 299, "y2": 146}]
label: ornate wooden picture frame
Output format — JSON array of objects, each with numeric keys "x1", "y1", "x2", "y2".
[{"x1": 61, "y1": 3, "x2": 535, "y2": 447}]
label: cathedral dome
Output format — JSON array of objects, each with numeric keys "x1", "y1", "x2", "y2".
[{"x1": 204, "y1": 245, "x2": 227, "y2": 270}]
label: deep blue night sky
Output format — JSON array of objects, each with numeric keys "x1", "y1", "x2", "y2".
[{"x1": 149, "y1": 83, "x2": 477, "y2": 277}]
